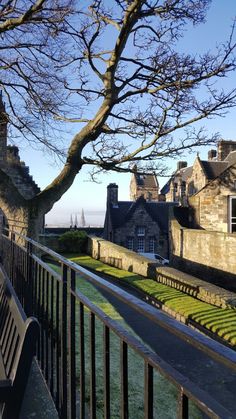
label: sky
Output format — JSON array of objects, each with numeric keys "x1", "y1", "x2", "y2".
[{"x1": 18, "y1": 0, "x2": 236, "y2": 227}]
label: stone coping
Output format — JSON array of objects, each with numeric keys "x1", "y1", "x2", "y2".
[
  {"x1": 89, "y1": 236, "x2": 236, "y2": 310},
  {"x1": 171, "y1": 218, "x2": 236, "y2": 238},
  {"x1": 156, "y1": 266, "x2": 236, "y2": 309}
]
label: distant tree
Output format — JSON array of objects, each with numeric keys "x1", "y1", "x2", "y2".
[
  {"x1": 58, "y1": 230, "x2": 87, "y2": 253},
  {"x1": 0, "y1": 0, "x2": 236, "y2": 238}
]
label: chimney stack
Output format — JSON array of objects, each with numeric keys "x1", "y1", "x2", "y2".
[
  {"x1": 177, "y1": 161, "x2": 187, "y2": 171},
  {"x1": 208, "y1": 149, "x2": 217, "y2": 161},
  {"x1": 217, "y1": 140, "x2": 236, "y2": 161},
  {"x1": 107, "y1": 183, "x2": 118, "y2": 208}
]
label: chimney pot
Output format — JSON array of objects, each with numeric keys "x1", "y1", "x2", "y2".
[
  {"x1": 177, "y1": 161, "x2": 187, "y2": 171},
  {"x1": 208, "y1": 149, "x2": 217, "y2": 160}
]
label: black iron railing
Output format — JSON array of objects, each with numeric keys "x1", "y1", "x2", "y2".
[{"x1": 0, "y1": 230, "x2": 236, "y2": 419}]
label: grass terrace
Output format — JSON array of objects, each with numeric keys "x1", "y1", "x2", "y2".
[
  {"x1": 48, "y1": 262, "x2": 203, "y2": 419},
  {"x1": 62, "y1": 254, "x2": 236, "y2": 347}
]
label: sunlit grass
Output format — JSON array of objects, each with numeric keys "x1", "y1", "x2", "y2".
[
  {"x1": 64, "y1": 254, "x2": 236, "y2": 347},
  {"x1": 48, "y1": 262, "x2": 201, "y2": 418}
]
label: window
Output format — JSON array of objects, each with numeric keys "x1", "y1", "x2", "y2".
[
  {"x1": 149, "y1": 237, "x2": 155, "y2": 253},
  {"x1": 147, "y1": 192, "x2": 152, "y2": 202},
  {"x1": 127, "y1": 237, "x2": 134, "y2": 250},
  {"x1": 137, "y1": 237, "x2": 145, "y2": 252},
  {"x1": 229, "y1": 196, "x2": 236, "y2": 233},
  {"x1": 181, "y1": 181, "x2": 186, "y2": 192},
  {"x1": 137, "y1": 226, "x2": 145, "y2": 236}
]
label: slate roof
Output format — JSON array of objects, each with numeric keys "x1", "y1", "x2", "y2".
[
  {"x1": 160, "y1": 155, "x2": 236, "y2": 196},
  {"x1": 200, "y1": 161, "x2": 228, "y2": 179},
  {"x1": 160, "y1": 179, "x2": 171, "y2": 195},
  {"x1": 108, "y1": 196, "x2": 176, "y2": 233},
  {"x1": 160, "y1": 166, "x2": 192, "y2": 195},
  {"x1": 134, "y1": 173, "x2": 158, "y2": 188},
  {"x1": 225, "y1": 151, "x2": 236, "y2": 166}
]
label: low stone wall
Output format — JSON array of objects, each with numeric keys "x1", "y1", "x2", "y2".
[
  {"x1": 87, "y1": 236, "x2": 159, "y2": 277},
  {"x1": 170, "y1": 218, "x2": 236, "y2": 290},
  {"x1": 156, "y1": 266, "x2": 236, "y2": 309},
  {"x1": 88, "y1": 236, "x2": 236, "y2": 309}
]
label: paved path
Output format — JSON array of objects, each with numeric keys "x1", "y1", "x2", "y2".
[
  {"x1": 82, "y1": 273, "x2": 236, "y2": 417},
  {"x1": 20, "y1": 360, "x2": 59, "y2": 419}
]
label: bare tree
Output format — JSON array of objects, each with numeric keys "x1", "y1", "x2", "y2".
[{"x1": 0, "y1": 0, "x2": 236, "y2": 237}]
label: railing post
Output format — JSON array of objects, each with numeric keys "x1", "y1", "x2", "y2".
[
  {"x1": 177, "y1": 388, "x2": 188, "y2": 419},
  {"x1": 0, "y1": 213, "x2": 3, "y2": 261},
  {"x1": 61, "y1": 263, "x2": 68, "y2": 418},
  {"x1": 144, "y1": 362, "x2": 153, "y2": 419},
  {"x1": 10, "y1": 231, "x2": 15, "y2": 284},
  {"x1": 69, "y1": 268, "x2": 76, "y2": 419},
  {"x1": 26, "y1": 241, "x2": 33, "y2": 316}
]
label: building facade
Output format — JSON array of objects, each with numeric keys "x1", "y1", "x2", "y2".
[
  {"x1": 162, "y1": 140, "x2": 236, "y2": 233},
  {"x1": 130, "y1": 168, "x2": 160, "y2": 201},
  {"x1": 104, "y1": 183, "x2": 176, "y2": 258}
]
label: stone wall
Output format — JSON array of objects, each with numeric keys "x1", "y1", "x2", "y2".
[
  {"x1": 189, "y1": 165, "x2": 236, "y2": 232},
  {"x1": 88, "y1": 236, "x2": 159, "y2": 277},
  {"x1": 170, "y1": 218, "x2": 236, "y2": 290},
  {"x1": 88, "y1": 235, "x2": 236, "y2": 307},
  {"x1": 187, "y1": 156, "x2": 207, "y2": 194}
]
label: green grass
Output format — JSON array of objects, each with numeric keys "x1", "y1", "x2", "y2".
[
  {"x1": 48, "y1": 261, "x2": 202, "y2": 419},
  {"x1": 65, "y1": 254, "x2": 236, "y2": 347}
]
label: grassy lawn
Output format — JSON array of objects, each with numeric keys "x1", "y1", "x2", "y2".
[
  {"x1": 64, "y1": 254, "x2": 236, "y2": 347},
  {"x1": 49, "y1": 261, "x2": 202, "y2": 419}
]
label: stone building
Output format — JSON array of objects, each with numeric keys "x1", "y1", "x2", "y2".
[
  {"x1": 161, "y1": 161, "x2": 191, "y2": 205},
  {"x1": 162, "y1": 140, "x2": 236, "y2": 232},
  {"x1": 189, "y1": 158, "x2": 236, "y2": 233},
  {"x1": 130, "y1": 168, "x2": 160, "y2": 201},
  {"x1": 0, "y1": 93, "x2": 43, "y2": 232},
  {"x1": 103, "y1": 183, "x2": 176, "y2": 258}
]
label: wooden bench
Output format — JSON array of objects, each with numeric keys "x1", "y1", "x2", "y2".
[{"x1": 0, "y1": 268, "x2": 39, "y2": 419}]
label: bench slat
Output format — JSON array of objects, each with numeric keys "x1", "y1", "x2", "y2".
[
  {"x1": 0, "y1": 303, "x2": 9, "y2": 338},
  {"x1": 0, "y1": 351, "x2": 7, "y2": 381},
  {"x1": 0, "y1": 267, "x2": 39, "y2": 419},
  {"x1": 4, "y1": 324, "x2": 17, "y2": 371},
  {"x1": 2, "y1": 317, "x2": 14, "y2": 359},
  {"x1": 1, "y1": 311, "x2": 11, "y2": 347},
  {"x1": 6, "y1": 333, "x2": 19, "y2": 379}
]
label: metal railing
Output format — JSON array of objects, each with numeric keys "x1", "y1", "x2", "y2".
[{"x1": 0, "y1": 229, "x2": 236, "y2": 419}]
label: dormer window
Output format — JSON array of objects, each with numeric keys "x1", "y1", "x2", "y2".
[{"x1": 137, "y1": 226, "x2": 145, "y2": 236}]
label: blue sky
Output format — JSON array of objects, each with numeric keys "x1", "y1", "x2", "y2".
[{"x1": 19, "y1": 1, "x2": 236, "y2": 227}]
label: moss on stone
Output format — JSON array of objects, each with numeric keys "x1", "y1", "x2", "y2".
[{"x1": 66, "y1": 254, "x2": 236, "y2": 347}]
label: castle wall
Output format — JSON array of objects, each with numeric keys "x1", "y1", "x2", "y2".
[
  {"x1": 88, "y1": 236, "x2": 158, "y2": 277},
  {"x1": 189, "y1": 165, "x2": 236, "y2": 232},
  {"x1": 170, "y1": 218, "x2": 236, "y2": 290}
]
